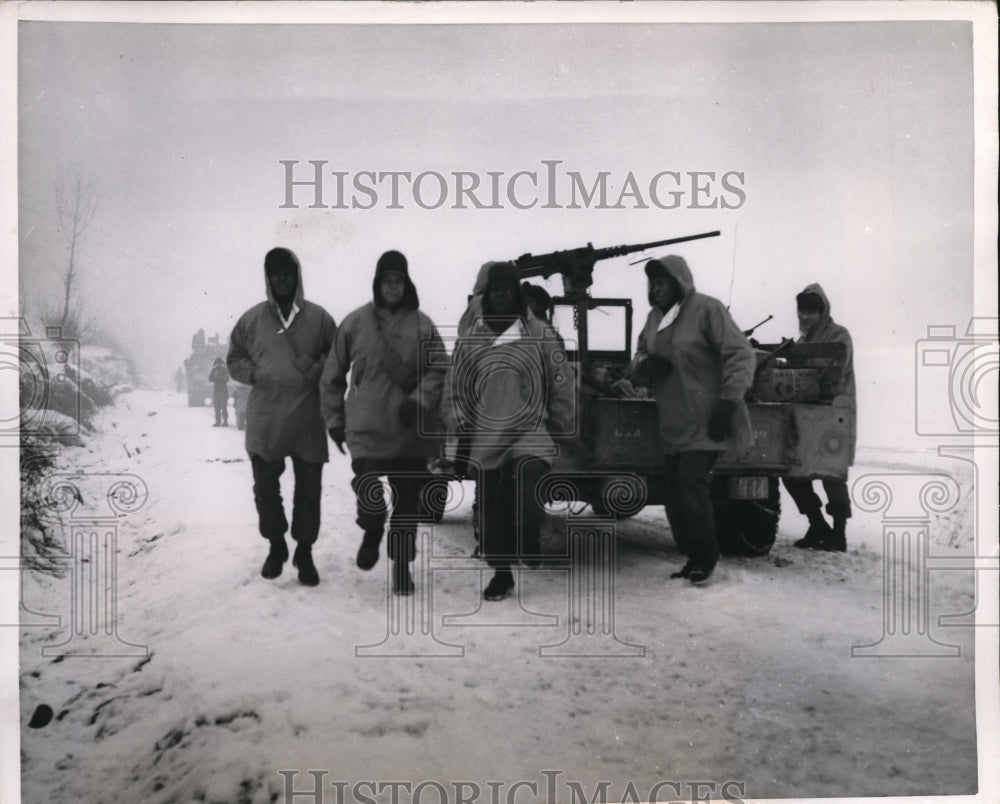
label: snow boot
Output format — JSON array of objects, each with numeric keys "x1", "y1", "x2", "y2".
[
  {"x1": 292, "y1": 543, "x2": 320, "y2": 587},
  {"x1": 261, "y1": 537, "x2": 289, "y2": 579},
  {"x1": 356, "y1": 529, "x2": 383, "y2": 571},
  {"x1": 670, "y1": 559, "x2": 694, "y2": 579},
  {"x1": 688, "y1": 563, "x2": 715, "y2": 586},
  {"x1": 483, "y1": 569, "x2": 515, "y2": 601},
  {"x1": 392, "y1": 560, "x2": 415, "y2": 596},
  {"x1": 822, "y1": 517, "x2": 848, "y2": 552},
  {"x1": 794, "y1": 511, "x2": 832, "y2": 549}
]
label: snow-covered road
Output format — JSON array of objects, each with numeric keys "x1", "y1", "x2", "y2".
[{"x1": 18, "y1": 390, "x2": 979, "y2": 803}]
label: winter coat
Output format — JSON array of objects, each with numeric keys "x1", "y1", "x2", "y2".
[
  {"x1": 227, "y1": 253, "x2": 337, "y2": 463},
  {"x1": 631, "y1": 257, "x2": 756, "y2": 454},
  {"x1": 320, "y1": 298, "x2": 447, "y2": 461},
  {"x1": 796, "y1": 282, "x2": 856, "y2": 464},
  {"x1": 442, "y1": 312, "x2": 576, "y2": 472},
  {"x1": 208, "y1": 364, "x2": 229, "y2": 403}
]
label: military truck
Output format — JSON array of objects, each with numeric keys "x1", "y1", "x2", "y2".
[
  {"x1": 183, "y1": 331, "x2": 228, "y2": 407},
  {"x1": 505, "y1": 233, "x2": 853, "y2": 556}
]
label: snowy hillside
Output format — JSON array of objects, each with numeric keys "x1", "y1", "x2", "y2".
[{"x1": 17, "y1": 390, "x2": 982, "y2": 803}]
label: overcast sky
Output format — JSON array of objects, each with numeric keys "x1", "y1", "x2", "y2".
[{"x1": 10, "y1": 8, "x2": 992, "y2": 449}]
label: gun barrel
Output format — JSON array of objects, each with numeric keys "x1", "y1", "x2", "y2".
[
  {"x1": 743, "y1": 314, "x2": 774, "y2": 337},
  {"x1": 514, "y1": 230, "x2": 721, "y2": 280},
  {"x1": 596, "y1": 230, "x2": 721, "y2": 261}
]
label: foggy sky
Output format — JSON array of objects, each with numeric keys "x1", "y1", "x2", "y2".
[{"x1": 12, "y1": 13, "x2": 983, "y2": 450}]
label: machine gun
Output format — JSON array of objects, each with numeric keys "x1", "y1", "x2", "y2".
[
  {"x1": 742, "y1": 314, "x2": 773, "y2": 339},
  {"x1": 514, "y1": 230, "x2": 721, "y2": 295},
  {"x1": 511, "y1": 230, "x2": 721, "y2": 371}
]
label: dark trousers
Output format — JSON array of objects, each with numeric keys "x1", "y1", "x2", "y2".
[
  {"x1": 351, "y1": 456, "x2": 427, "y2": 562},
  {"x1": 662, "y1": 451, "x2": 720, "y2": 569},
  {"x1": 783, "y1": 477, "x2": 852, "y2": 520},
  {"x1": 479, "y1": 457, "x2": 549, "y2": 569},
  {"x1": 250, "y1": 454, "x2": 323, "y2": 546},
  {"x1": 213, "y1": 395, "x2": 228, "y2": 425}
]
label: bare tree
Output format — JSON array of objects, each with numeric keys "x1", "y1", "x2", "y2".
[{"x1": 54, "y1": 174, "x2": 98, "y2": 336}]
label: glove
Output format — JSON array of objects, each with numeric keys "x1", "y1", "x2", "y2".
[
  {"x1": 646, "y1": 354, "x2": 673, "y2": 380},
  {"x1": 708, "y1": 399, "x2": 737, "y2": 442},
  {"x1": 398, "y1": 398, "x2": 421, "y2": 427},
  {"x1": 611, "y1": 378, "x2": 639, "y2": 399},
  {"x1": 634, "y1": 354, "x2": 672, "y2": 385},
  {"x1": 328, "y1": 426, "x2": 346, "y2": 455}
]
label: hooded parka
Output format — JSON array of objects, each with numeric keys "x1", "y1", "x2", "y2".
[
  {"x1": 633, "y1": 255, "x2": 756, "y2": 454},
  {"x1": 795, "y1": 282, "x2": 856, "y2": 464},
  {"x1": 320, "y1": 264, "x2": 446, "y2": 460},
  {"x1": 442, "y1": 264, "x2": 576, "y2": 472},
  {"x1": 227, "y1": 249, "x2": 337, "y2": 464}
]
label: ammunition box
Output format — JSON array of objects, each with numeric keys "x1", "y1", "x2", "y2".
[{"x1": 754, "y1": 368, "x2": 821, "y2": 402}]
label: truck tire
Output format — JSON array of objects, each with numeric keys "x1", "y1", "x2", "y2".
[{"x1": 714, "y1": 478, "x2": 780, "y2": 556}]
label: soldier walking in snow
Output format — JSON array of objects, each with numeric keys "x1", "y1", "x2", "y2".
[
  {"x1": 782, "y1": 285, "x2": 856, "y2": 551},
  {"x1": 442, "y1": 261, "x2": 575, "y2": 601},
  {"x1": 227, "y1": 247, "x2": 337, "y2": 587},
  {"x1": 320, "y1": 250, "x2": 447, "y2": 596}
]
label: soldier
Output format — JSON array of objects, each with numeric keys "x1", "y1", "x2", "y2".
[
  {"x1": 521, "y1": 282, "x2": 553, "y2": 324},
  {"x1": 320, "y1": 250, "x2": 447, "y2": 596},
  {"x1": 227, "y1": 247, "x2": 337, "y2": 587},
  {"x1": 617, "y1": 255, "x2": 756, "y2": 585},
  {"x1": 442, "y1": 261, "x2": 575, "y2": 601},
  {"x1": 208, "y1": 357, "x2": 230, "y2": 426},
  {"x1": 782, "y1": 284, "x2": 856, "y2": 551}
]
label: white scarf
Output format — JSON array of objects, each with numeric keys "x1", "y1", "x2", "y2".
[{"x1": 656, "y1": 302, "x2": 682, "y2": 332}]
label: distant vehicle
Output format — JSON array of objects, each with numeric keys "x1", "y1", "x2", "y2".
[{"x1": 183, "y1": 331, "x2": 228, "y2": 407}]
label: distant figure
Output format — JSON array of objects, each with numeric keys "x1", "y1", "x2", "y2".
[
  {"x1": 320, "y1": 250, "x2": 447, "y2": 596},
  {"x1": 227, "y1": 247, "x2": 337, "y2": 587},
  {"x1": 782, "y1": 284, "x2": 856, "y2": 552},
  {"x1": 208, "y1": 358, "x2": 230, "y2": 426},
  {"x1": 208, "y1": 332, "x2": 221, "y2": 346},
  {"x1": 174, "y1": 367, "x2": 185, "y2": 394},
  {"x1": 192, "y1": 328, "x2": 206, "y2": 351}
]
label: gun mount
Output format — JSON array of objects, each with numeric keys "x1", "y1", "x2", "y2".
[{"x1": 511, "y1": 230, "x2": 720, "y2": 375}]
